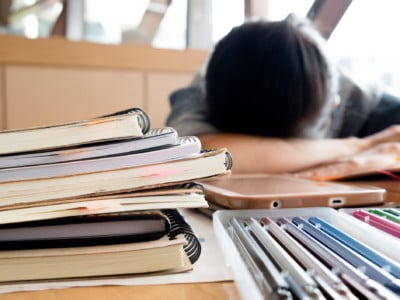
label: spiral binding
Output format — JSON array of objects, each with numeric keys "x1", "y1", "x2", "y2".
[
  {"x1": 100, "y1": 107, "x2": 151, "y2": 134},
  {"x1": 161, "y1": 209, "x2": 202, "y2": 264},
  {"x1": 200, "y1": 148, "x2": 233, "y2": 171},
  {"x1": 224, "y1": 151, "x2": 233, "y2": 170},
  {"x1": 132, "y1": 108, "x2": 151, "y2": 134},
  {"x1": 145, "y1": 127, "x2": 176, "y2": 137}
]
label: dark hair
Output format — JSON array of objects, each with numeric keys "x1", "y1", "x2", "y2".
[{"x1": 205, "y1": 19, "x2": 329, "y2": 137}]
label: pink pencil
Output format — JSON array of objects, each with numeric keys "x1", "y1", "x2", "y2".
[{"x1": 353, "y1": 209, "x2": 400, "y2": 238}]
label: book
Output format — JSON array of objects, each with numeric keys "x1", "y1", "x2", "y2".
[
  {"x1": 0, "y1": 210, "x2": 172, "y2": 250},
  {"x1": 0, "y1": 235, "x2": 191, "y2": 282},
  {"x1": 0, "y1": 127, "x2": 178, "y2": 169},
  {"x1": 0, "y1": 136, "x2": 202, "y2": 182},
  {"x1": 0, "y1": 183, "x2": 208, "y2": 223},
  {"x1": 0, "y1": 148, "x2": 232, "y2": 208},
  {"x1": 293, "y1": 142, "x2": 400, "y2": 181},
  {"x1": 0, "y1": 107, "x2": 151, "y2": 155},
  {"x1": 0, "y1": 209, "x2": 201, "y2": 282}
]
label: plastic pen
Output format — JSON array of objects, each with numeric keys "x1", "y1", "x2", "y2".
[
  {"x1": 229, "y1": 217, "x2": 292, "y2": 300},
  {"x1": 353, "y1": 210, "x2": 400, "y2": 238},
  {"x1": 292, "y1": 216, "x2": 400, "y2": 295},
  {"x1": 309, "y1": 216, "x2": 400, "y2": 278},
  {"x1": 384, "y1": 208, "x2": 400, "y2": 217},
  {"x1": 369, "y1": 209, "x2": 400, "y2": 224},
  {"x1": 277, "y1": 217, "x2": 398, "y2": 300},
  {"x1": 260, "y1": 217, "x2": 357, "y2": 300},
  {"x1": 247, "y1": 218, "x2": 324, "y2": 300}
]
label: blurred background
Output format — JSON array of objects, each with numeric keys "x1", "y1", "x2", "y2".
[{"x1": 1, "y1": 0, "x2": 399, "y2": 95}]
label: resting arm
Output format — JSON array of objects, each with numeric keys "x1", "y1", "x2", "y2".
[{"x1": 199, "y1": 126, "x2": 400, "y2": 174}]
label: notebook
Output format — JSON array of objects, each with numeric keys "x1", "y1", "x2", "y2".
[
  {"x1": 0, "y1": 209, "x2": 201, "y2": 282},
  {"x1": 0, "y1": 136, "x2": 202, "y2": 182},
  {"x1": 0, "y1": 210, "x2": 171, "y2": 250},
  {"x1": 0, "y1": 127, "x2": 178, "y2": 169},
  {"x1": 0, "y1": 183, "x2": 208, "y2": 223},
  {"x1": 0, "y1": 107, "x2": 150, "y2": 155},
  {"x1": 200, "y1": 173, "x2": 385, "y2": 209},
  {"x1": 0, "y1": 148, "x2": 232, "y2": 208}
]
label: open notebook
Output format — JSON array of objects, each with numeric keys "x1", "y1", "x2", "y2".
[{"x1": 200, "y1": 173, "x2": 386, "y2": 210}]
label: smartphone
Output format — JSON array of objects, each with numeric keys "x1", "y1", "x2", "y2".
[{"x1": 200, "y1": 174, "x2": 385, "y2": 209}]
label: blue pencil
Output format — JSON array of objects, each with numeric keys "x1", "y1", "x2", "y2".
[
  {"x1": 277, "y1": 217, "x2": 397, "y2": 299},
  {"x1": 292, "y1": 216, "x2": 400, "y2": 295},
  {"x1": 308, "y1": 216, "x2": 400, "y2": 279}
]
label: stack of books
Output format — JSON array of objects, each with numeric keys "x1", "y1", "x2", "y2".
[{"x1": 0, "y1": 108, "x2": 232, "y2": 282}]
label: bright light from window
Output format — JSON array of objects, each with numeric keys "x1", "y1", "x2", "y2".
[
  {"x1": 329, "y1": 0, "x2": 400, "y2": 96},
  {"x1": 212, "y1": 0, "x2": 244, "y2": 43},
  {"x1": 267, "y1": 0, "x2": 314, "y2": 20},
  {"x1": 23, "y1": 14, "x2": 39, "y2": 39}
]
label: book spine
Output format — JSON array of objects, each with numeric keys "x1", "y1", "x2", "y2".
[{"x1": 162, "y1": 209, "x2": 201, "y2": 264}]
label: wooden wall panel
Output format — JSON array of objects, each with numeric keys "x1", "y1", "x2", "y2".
[
  {"x1": 5, "y1": 66, "x2": 144, "y2": 129},
  {"x1": 0, "y1": 36, "x2": 207, "y2": 72},
  {"x1": 146, "y1": 72, "x2": 193, "y2": 128}
]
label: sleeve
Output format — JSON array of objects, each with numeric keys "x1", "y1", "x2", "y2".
[
  {"x1": 330, "y1": 71, "x2": 382, "y2": 138},
  {"x1": 166, "y1": 59, "x2": 219, "y2": 137}
]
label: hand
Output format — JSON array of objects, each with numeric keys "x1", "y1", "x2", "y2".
[
  {"x1": 295, "y1": 141, "x2": 400, "y2": 180},
  {"x1": 357, "y1": 141, "x2": 400, "y2": 156},
  {"x1": 364, "y1": 125, "x2": 400, "y2": 148}
]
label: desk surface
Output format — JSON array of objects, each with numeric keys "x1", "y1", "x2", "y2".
[{"x1": 0, "y1": 282, "x2": 240, "y2": 300}]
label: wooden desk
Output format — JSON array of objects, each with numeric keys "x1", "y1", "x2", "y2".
[{"x1": 0, "y1": 282, "x2": 240, "y2": 300}]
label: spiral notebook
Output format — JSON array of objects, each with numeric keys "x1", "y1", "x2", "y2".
[
  {"x1": 0, "y1": 147, "x2": 232, "y2": 209},
  {"x1": 0, "y1": 209, "x2": 201, "y2": 282},
  {"x1": 0, "y1": 135, "x2": 202, "y2": 182},
  {"x1": 0, "y1": 127, "x2": 178, "y2": 169},
  {"x1": 0, "y1": 107, "x2": 151, "y2": 155}
]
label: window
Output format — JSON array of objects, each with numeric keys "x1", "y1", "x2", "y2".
[{"x1": 328, "y1": 0, "x2": 400, "y2": 96}]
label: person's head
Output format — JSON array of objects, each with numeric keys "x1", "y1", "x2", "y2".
[{"x1": 205, "y1": 15, "x2": 338, "y2": 138}]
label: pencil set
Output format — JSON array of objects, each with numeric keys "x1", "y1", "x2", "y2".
[{"x1": 214, "y1": 208, "x2": 400, "y2": 300}]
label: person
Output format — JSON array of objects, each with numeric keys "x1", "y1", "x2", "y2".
[{"x1": 166, "y1": 14, "x2": 400, "y2": 174}]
